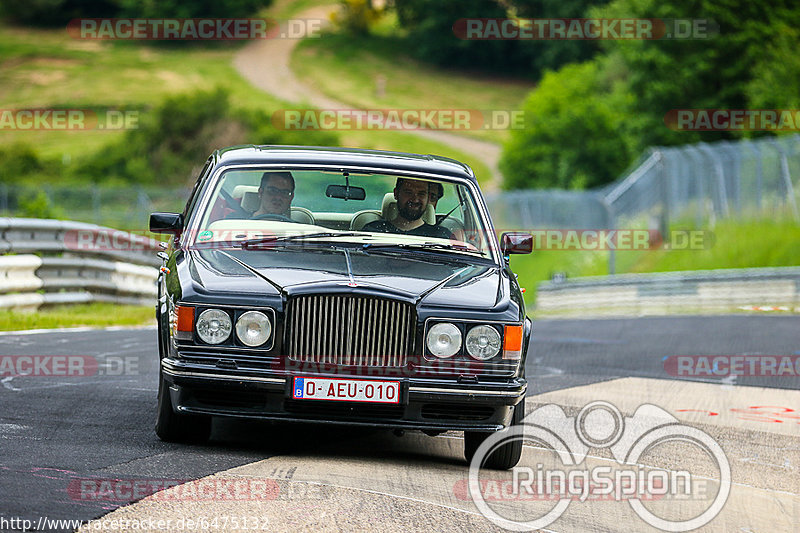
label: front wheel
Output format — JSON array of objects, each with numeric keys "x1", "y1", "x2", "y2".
[
  {"x1": 464, "y1": 400, "x2": 525, "y2": 470},
  {"x1": 155, "y1": 372, "x2": 211, "y2": 443}
]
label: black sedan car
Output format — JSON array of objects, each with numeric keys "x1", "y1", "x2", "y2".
[{"x1": 150, "y1": 145, "x2": 533, "y2": 469}]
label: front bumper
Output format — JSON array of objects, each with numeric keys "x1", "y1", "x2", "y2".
[{"x1": 161, "y1": 357, "x2": 527, "y2": 432}]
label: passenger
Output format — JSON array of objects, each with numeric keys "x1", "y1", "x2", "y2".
[
  {"x1": 362, "y1": 178, "x2": 453, "y2": 239},
  {"x1": 253, "y1": 171, "x2": 294, "y2": 218},
  {"x1": 429, "y1": 182, "x2": 444, "y2": 209}
]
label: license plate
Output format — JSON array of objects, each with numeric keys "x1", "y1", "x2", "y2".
[{"x1": 292, "y1": 377, "x2": 400, "y2": 404}]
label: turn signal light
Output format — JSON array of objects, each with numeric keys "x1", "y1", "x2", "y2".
[
  {"x1": 503, "y1": 325, "x2": 523, "y2": 360},
  {"x1": 175, "y1": 305, "x2": 194, "y2": 340}
]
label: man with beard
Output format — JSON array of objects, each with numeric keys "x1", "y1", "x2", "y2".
[{"x1": 362, "y1": 178, "x2": 454, "y2": 239}]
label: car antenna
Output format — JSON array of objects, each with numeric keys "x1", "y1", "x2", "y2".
[{"x1": 343, "y1": 171, "x2": 350, "y2": 201}]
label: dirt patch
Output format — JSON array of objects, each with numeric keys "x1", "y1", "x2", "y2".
[
  {"x1": 66, "y1": 40, "x2": 105, "y2": 52},
  {"x1": 29, "y1": 57, "x2": 81, "y2": 68},
  {"x1": 25, "y1": 70, "x2": 68, "y2": 86},
  {"x1": 232, "y1": 4, "x2": 504, "y2": 191}
]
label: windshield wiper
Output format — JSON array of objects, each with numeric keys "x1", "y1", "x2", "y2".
[
  {"x1": 361, "y1": 241, "x2": 481, "y2": 254},
  {"x1": 241, "y1": 232, "x2": 371, "y2": 249}
]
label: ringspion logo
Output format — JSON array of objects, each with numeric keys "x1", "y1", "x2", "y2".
[{"x1": 469, "y1": 401, "x2": 730, "y2": 531}]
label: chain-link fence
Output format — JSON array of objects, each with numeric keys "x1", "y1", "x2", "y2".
[
  {"x1": 606, "y1": 134, "x2": 800, "y2": 229},
  {"x1": 1, "y1": 134, "x2": 798, "y2": 238},
  {"x1": 0, "y1": 184, "x2": 191, "y2": 229},
  {"x1": 486, "y1": 134, "x2": 800, "y2": 235}
]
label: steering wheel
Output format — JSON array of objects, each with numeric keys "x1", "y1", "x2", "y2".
[{"x1": 252, "y1": 213, "x2": 295, "y2": 222}]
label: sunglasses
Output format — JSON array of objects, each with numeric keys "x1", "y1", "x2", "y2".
[{"x1": 262, "y1": 186, "x2": 294, "y2": 197}]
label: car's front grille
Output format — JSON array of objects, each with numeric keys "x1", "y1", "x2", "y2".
[{"x1": 285, "y1": 294, "x2": 414, "y2": 367}]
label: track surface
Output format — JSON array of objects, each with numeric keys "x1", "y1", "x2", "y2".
[{"x1": 1, "y1": 316, "x2": 798, "y2": 531}]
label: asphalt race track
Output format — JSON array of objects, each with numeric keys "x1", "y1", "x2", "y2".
[{"x1": 1, "y1": 316, "x2": 798, "y2": 532}]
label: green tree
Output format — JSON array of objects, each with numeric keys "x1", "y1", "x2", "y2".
[
  {"x1": 393, "y1": 0, "x2": 518, "y2": 72},
  {"x1": 591, "y1": 0, "x2": 800, "y2": 149},
  {"x1": 512, "y1": 0, "x2": 610, "y2": 78},
  {"x1": 500, "y1": 61, "x2": 634, "y2": 189},
  {"x1": 746, "y1": 25, "x2": 800, "y2": 113}
]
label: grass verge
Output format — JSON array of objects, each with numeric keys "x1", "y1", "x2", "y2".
[
  {"x1": 291, "y1": 25, "x2": 533, "y2": 146},
  {"x1": 0, "y1": 21, "x2": 494, "y2": 181},
  {"x1": 0, "y1": 303, "x2": 154, "y2": 331},
  {"x1": 512, "y1": 218, "x2": 800, "y2": 309}
]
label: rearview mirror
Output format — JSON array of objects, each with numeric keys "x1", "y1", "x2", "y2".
[
  {"x1": 326, "y1": 184, "x2": 366, "y2": 201},
  {"x1": 501, "y1": 232, "x2": 533, "y2": 254},
  {"x1": 149, "y1": 212, "x2": 183, "y2": 234}
]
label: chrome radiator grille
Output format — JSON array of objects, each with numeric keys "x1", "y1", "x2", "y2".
[{"x1": 285, "y1": 295, "x2": 414, "y2": 367}]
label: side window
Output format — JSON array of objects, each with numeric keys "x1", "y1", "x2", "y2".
[{"x1": 182, "y1": 158, "x2": 213, "y2": 220}]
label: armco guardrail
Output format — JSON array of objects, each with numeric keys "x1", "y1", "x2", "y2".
[
  {"x1": 536, "y1": 267, "x2": 800, "y2": 316},
  {"x1": 0, "y1": 218, "x2": 160, "y2": 311}
]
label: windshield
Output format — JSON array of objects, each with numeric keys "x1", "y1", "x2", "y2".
[{"x1": 191, "y1": 169, "x2": 494, "y2": 259}]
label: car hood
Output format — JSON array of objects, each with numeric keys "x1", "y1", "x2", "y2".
[{"x1": 185, "y1": 247, "x2": 504, "y2": 308}]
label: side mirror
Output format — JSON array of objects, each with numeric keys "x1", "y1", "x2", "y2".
[
  {"x1": 149, "y1": 212, "x2": 183, "y2": 234},
  {"x1": 501, "y1": 232, "x2": 533, "y2": 254}
]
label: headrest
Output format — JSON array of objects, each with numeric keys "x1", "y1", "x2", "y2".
[
  {"x1": 290, "y1": 207, "x2": 315, "y2": 225},
  {"x1": 381, "y1": 192, "x2": 435, "y2": 224},
  {"x1": 232, "y1": 185, "x2": 259, "y2": 199},
  {"x1": 241, "y1": 190, "x2": 261, "y2": 213}
]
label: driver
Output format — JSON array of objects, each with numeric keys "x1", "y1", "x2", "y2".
[
  {"x1": 253, "y1": 171, "x2": 294, "y2": 218},
  {"x1": 362, "y1": 178, "x2": 453, "y2": 239}
]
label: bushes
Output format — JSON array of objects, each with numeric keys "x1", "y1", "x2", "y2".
[
  {"x1": 0, "y1": 0, "x2": 272, "y2": 26},
  {"x1": 500, "y1": 61, "x2": 634, "y2": 190},
  {"x1": 74, "y1": 88, "x2": 340, "y2": 186},
  {"x1": 331, "y1": 0, "x2": 384, "y2": 35}
]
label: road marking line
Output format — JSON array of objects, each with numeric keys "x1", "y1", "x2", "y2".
[{"x1": 0, "y1": 325, "x2": 155, "y2": 336}]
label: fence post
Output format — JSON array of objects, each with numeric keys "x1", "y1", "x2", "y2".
[
  {"x1": 742, "y1": 140, "x2": 763, "y2": 215},
  {"x1": 769, "y1": 139, "x2": 800, "y2": 222},
  {"x1": 601, "y1": 195, "x2": 616, "y2": 275},
  {"x1": 91, "y1": 187, "x2": 101, "y2": 224},
  {"x1": 698, "y1": 143, "x2": 730, "y2": 219},
  {"x1": 655, "y1": 150, "x2": 669, "y2": 239}
]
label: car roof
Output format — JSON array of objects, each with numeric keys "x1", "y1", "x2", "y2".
[{"x1": 213, "y1": 145, "x2": 477, "y2": 182}]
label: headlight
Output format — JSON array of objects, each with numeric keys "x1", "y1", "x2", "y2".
[
  {"x1": 426, "y1": 323, "x2": 462, "y2": 358},
  {"x1": 235, "y1": 311, "x2": 271, "y2": 347},
  {"x1": 195, "y1": 309, "x2": 232, "y2": 344},
  {"x1": 465, "y1": 325, "x2": 501, "y2": 360}
]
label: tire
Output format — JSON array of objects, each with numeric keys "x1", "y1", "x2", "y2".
[
  {"x1": 155, "y1": 372, "x2": 211, "y2": 443},
  {"x1": 464, "y1": 400, "x2": 524, "y2": 470}
]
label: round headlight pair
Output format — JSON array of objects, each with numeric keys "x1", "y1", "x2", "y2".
[
  {"x1": 196, "y1": 309, "x2": 271, "y2": 347},
  {"x1": 426, "y1": 323, "x2": 501, "y2": 361}
]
